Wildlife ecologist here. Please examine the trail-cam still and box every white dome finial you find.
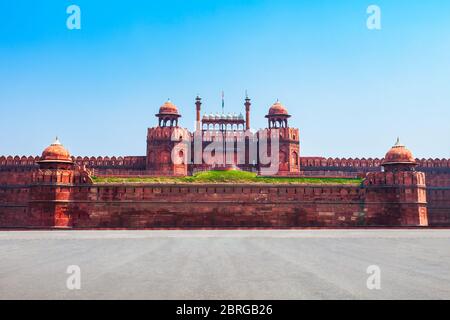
[53,137,61,145]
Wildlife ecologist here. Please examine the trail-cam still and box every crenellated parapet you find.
[147,126,191,141]
[0,156,40,167]
[300,157,383,169]
[4,155,447,170]
[0,155,147,169]
[72,156,146,169]
[416,158,450,168]
[364,170,426,187]
[300,157,450,170]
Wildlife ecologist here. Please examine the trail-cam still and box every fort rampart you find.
[0,180,429,228]
[1,156,449,228]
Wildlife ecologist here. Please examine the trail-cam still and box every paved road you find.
[0,229,449,299]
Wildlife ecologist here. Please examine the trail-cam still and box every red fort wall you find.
[1,155,449,228]
[0,179,432,228]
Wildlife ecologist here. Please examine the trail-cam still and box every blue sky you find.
[0,0,449,158]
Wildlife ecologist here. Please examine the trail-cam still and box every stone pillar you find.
[245,96,251,131]
[195,96,202,131]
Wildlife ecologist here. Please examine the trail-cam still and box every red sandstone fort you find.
[1,97,449,228]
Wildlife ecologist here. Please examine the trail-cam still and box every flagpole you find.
[221,91,225,167]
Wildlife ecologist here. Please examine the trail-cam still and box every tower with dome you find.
[364,138,428,226]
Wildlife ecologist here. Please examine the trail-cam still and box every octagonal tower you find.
[260,101,300,176]
[364,138,428,226]
[146,100,190,176]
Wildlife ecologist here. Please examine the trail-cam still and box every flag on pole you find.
[221,90,225,114]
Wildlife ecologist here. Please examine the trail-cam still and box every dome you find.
[268,100,289,116]
[382,138,416,166]
[158,100,179,115]
[40,138,72,163]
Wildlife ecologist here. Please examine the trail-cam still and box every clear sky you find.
[1,0,449,158]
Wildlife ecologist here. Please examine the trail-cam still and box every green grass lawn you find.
[92,170,363,185]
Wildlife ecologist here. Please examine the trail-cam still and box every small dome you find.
[268,100,289,116]
[40,138,72,163]
[158,100,179,115]
[238,113,244,119]
[203,114,210,120]
[382,138,416,166]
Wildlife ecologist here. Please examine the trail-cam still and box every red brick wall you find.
[64,184,364,228]
[0,168,34,185]
[0,181,431,228]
